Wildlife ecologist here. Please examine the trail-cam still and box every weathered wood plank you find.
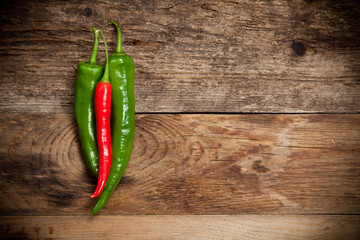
[0,0,359,113]
[0,113,359,215]
[1,215,360,240]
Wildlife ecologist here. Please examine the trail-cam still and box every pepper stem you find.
[94,28,110,83]
[89,28,100,64]
[109,20,122,53]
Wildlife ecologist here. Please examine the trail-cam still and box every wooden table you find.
[1,0,360,239]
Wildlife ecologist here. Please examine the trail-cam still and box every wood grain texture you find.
[1,113,359,215]
[1,215,360,240]
[0,0,359,113]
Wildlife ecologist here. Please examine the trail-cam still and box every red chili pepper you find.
[90,82,112,198]
[90,28,112,198]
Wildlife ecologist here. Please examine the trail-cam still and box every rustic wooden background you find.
[1,0,360,239]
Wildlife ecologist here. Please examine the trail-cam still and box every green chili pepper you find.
[91,21,135,215]
[75,28,104,177]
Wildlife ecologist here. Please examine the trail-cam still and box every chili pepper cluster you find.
[75,21,135,215]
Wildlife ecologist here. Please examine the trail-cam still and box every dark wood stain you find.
[291,42,306,56]
[0,224,31,240]
[252,160,270,173]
